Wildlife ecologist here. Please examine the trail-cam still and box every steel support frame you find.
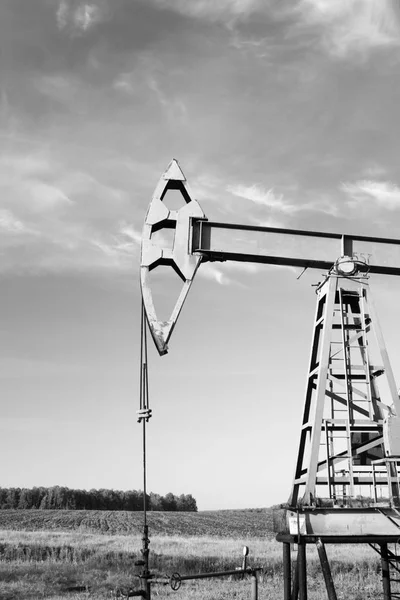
[277,534,400,600]
[288,271,400,507]
[382,543,392,600]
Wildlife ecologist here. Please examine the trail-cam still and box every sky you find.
[2,0,400,511]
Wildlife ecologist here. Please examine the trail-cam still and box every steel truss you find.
[289,270,400,508]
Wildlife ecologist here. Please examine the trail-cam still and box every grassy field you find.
[0,509,393,599]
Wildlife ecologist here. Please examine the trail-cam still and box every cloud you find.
[0,209,30,234]
[35,75,80,108]
[150,0,267,22]
[199,257,298,285]
[56,0,69,28]
[341,179,400,210]
[362,164,388,179]
[227,183,298,213]
[27,181,72,212]
[113,73,137,94]
[147,75,187,120]
[90,235,139,270]
[199,260,267,285]
[89,224,142,270]
[113,55,187,123]
[297,0,400,59]
[199,263,227,285]
[119,225,142,246]
[0,154,73,214]
[0,154,52,177]
[56,1,106,34]
[0,148,142,275]
[228,183,347,218]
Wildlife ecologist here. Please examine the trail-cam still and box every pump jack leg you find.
[283,543,292,600]
[292,554,299,600]
[298,540,307,600]
[315,538,337,600]
[381,543,391,600]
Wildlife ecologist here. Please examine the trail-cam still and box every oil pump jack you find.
[140,159,400,600]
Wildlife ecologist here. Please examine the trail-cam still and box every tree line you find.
[0,487,198,512]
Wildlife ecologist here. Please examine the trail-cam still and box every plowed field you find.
[0,508,274,537]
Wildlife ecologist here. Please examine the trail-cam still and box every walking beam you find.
[192,219,400,276]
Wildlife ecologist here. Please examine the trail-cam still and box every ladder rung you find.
[332,325,365,330]
[348,345,367,348]
[332,375,367,380]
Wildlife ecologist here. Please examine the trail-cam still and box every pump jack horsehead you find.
[141,160,400,513]
[140,160,205,355]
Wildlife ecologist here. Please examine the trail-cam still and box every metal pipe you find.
[140,523,151,600]
[315,538,337,600]
[251,572,258,600]
[298,541,307,600]
[174,567,260,581]
[341,235,353,257]
[283,543,292,600]
[139,305,151,600]
[241,546,248,581]
[381,543,391,600]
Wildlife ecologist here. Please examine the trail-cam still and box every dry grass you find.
[0,510,396,599]
[0,528,391,599]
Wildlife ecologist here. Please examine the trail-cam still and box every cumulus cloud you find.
[297,0,400,59]
[341,179,400,210]
[56,0,106,34]
[56,0,69,28]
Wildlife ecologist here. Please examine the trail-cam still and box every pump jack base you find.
[275,507,400,600]
[275,505,400,541]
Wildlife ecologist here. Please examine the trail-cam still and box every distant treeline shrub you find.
[0,487,197,512]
